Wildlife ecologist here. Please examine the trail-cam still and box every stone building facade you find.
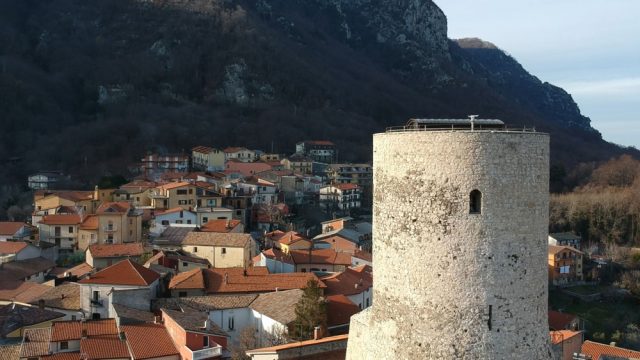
[346,122,553,359]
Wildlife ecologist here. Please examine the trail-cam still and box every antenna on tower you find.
[468,115,479,131]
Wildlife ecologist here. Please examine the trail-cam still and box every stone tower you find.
[346,119,552,360]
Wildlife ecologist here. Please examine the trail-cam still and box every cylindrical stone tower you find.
[346,119,552,360]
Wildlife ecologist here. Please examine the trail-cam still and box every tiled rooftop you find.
[88,243,144,258]
[78,259,159,286]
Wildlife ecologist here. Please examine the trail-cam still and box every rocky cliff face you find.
[0,0,633,185]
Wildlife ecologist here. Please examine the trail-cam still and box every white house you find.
[252,248,295,274]
[78,259,160,319]
[319,183,361,212]
[0,241,41,263]
[223,147,257,162]
[236,178,278,205]
[151,208,198,235]
[196,207,233,226]
[0,222,33,241]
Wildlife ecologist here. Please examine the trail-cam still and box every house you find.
[548,245,584,285]
[195,182,224,209]
[192,146,225,172]
[259,153,281,162]
[33,189,103,215]
[151,207,197,235]
[288,248,352,273]
[162,308,228,360]
[295,141,336,163]
[181,232,254,269]
[252,204,289,232]
[140,153,189,177]
[245,289,304,346]
[281,154,313,174]
[203,267,324,295]
[237,177,278,205]
[78,215,99,250]
[266,231,312,253]
[245,334,349,360]
[38,214,83,256]
[18,328,52,359]
[550,330,583,360]
[112,180,157,207]
[30,282,83,320]
[0,304,64,339]
[0,241,41,263]
[0,222,34,241]
[0,257,56,283]
[144,250,210,273]
[78,260,160,319]
[121,323,181,360]
[154,226,196,250]
[325,163,373,188]
[351,250,372,267]
[56,262,94,281]
[27,172,63,190]
[200,219,244,233]
[319,184,362,213]
[321,265,372,310]
[150,182,197,210]
[197,207,234,226]
[0,279,51,305]
[549,232,582,250]
[169,268,206,298]
[326,294,360,335]
[579,340,640,360]
[223,147,256,162]
[86,243,145,270]
[252,248,296,274]
[548,310,581,331]
[95,201,143,245]
[313,224,372,254]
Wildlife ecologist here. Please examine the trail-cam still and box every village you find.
[0,139,637,360]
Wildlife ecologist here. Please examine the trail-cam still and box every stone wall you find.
[346,130,553,359]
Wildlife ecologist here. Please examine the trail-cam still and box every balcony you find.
[188,345,222,360]
[103,225,117,232]
[90,299,103,307]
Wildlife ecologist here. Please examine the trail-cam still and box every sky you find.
[437,0,640,149]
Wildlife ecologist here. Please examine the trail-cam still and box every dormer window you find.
[470,190,482,214]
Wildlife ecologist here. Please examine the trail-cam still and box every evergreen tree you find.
[291,279,327,340]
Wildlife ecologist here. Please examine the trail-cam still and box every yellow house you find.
[0,304,65,339]
[95,202,143,244]
[112,180,156,207]
[78,215,99,251]
[181,232,254,268]
[34,187,115,215]
[266,231,312,254]
[192,146,225,171]
[150,182,197,210]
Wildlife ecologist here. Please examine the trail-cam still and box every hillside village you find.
[0,140,637,360]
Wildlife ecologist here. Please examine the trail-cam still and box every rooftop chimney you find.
[610,342,617,347]
[224,272,229,284]
[313,326,322,340]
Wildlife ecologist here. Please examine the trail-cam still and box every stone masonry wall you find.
[346,130,553,359]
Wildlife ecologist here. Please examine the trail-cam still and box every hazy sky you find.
[437,0,639,148]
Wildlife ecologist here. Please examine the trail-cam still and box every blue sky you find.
[437,0,640,148]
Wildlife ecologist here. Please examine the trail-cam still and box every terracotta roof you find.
[305,140,335,146]
[154,207,194,217]
[192,145,217,154]
[550,330,582,345]
[42,352,81,360]
[549,245,583,254]
[275,231,310,246]
[111,304,155,325]
[326,294,360,328]
[0,280,51,303]
[122,323,180,359]
[88,243,144,258]
[157,181,190,191]
[161,308,228,337]
[204,267,325,294]
[96,201,131,214]
[51,319,118,341]
[0,257,56,281]
[548,310,577,331]
[80,336,130,359]
[182,232,251,248]
[57,262,93,279]
[223,147,249,153]
[19,327,51,358]
[200,219,242,233]
[0,222,26,236]
[39,214,82,225]
[0,344,21,360]
[156,226,194,245]
[332,183,359,191]
[30,282,81,311]
[79,215,99,230]
[78,259,159,286]
[321,265,372,296]
[0,241,29,254]
[289,248,352,266]
[246,334,348,355]
[169,268,205,290]
[352,250,372,262]
[261,248,295,265]
[249,289,303,325]
[581,340,640,360]
[154,294,258,312]
[0,304,64,337]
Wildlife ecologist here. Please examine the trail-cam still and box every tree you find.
[291,279,327,340]
[230,325,258,360]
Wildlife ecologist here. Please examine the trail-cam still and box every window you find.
[187,220,192,224]
[68,226,74,233]
[93,291,99,301]
[366,298,370,307]
[178,200,188,205]
[221,248,226,254]
[189,189,193,194]
[469,190,482,214]
[183,262,188,267]
[179,292,187,298]
[176,220,183,224]
[228,317,235,330]
[177,189,188,195]
[161,220,169,226]
[71,315,77,321]
[60,341,68,350]
[203,217,209,223]
[193,247,198,253]
[203,336,209,347]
